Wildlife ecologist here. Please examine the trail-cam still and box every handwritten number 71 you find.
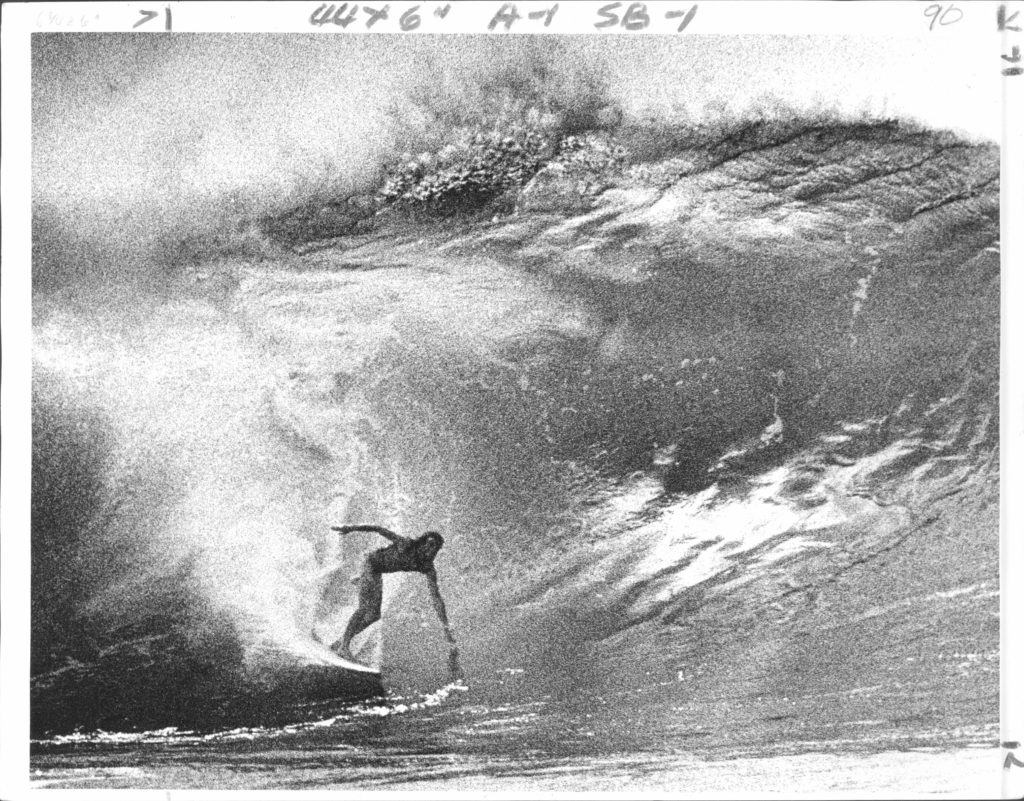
[924,3,963,30]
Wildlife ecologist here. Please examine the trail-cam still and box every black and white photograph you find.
[2,1,1022,795]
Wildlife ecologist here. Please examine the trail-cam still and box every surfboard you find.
[326,651,380,675]
[290,632,381,676]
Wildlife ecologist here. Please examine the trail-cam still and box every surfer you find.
[323,524,462,678]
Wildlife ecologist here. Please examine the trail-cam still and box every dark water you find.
[31,674,1000,791]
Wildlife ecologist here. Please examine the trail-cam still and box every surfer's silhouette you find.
[320,524,462,679]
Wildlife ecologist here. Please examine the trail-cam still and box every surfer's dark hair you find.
[416,531,444,549]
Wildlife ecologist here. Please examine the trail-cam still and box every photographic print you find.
[3,1,1020,796]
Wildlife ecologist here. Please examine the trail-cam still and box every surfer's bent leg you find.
[331,564,383,659]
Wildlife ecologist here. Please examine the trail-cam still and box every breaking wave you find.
[31,35,999,741]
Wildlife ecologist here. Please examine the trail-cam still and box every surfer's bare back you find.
[327,524,461,678]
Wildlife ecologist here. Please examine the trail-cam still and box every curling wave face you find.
[31,118,999,746]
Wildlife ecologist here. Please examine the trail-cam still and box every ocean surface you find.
[31,681,1000,793]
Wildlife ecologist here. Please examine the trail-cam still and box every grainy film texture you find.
[27,22,1004,794]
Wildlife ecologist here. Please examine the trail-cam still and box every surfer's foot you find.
[329,640,357,662]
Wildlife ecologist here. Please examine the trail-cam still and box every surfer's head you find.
[415,531,444,561]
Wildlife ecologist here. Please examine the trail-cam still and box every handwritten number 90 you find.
[924,3,962,30]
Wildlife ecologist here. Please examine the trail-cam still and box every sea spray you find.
[32,300,361,665]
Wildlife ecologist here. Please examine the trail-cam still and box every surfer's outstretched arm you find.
[424,570,455,643]
[425,569,463,680]
[331,524,404,544]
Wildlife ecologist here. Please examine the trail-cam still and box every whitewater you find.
[26,33,1001,795]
